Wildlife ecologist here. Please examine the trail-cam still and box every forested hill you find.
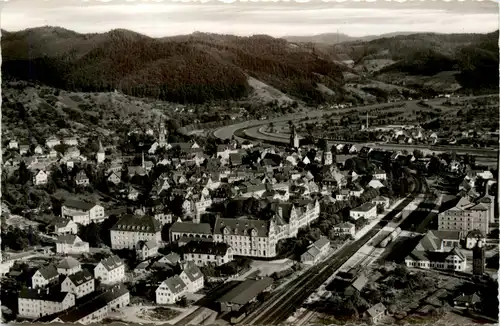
[1,27,346,104]
[2,27,498,105]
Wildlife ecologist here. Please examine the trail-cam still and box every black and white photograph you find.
[0,0,499,325]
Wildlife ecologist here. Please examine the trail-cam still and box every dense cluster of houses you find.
[3,117,497,323]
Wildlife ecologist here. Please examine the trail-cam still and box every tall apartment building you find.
[213,217,278,258]
[110,214,162,250]
[438,197,490,236]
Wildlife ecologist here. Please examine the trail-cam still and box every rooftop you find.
[217,277,273,305]
[111,214,161,233]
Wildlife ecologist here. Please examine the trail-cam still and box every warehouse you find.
[216,277,273,312]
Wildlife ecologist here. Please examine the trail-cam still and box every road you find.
[238,124,498,157]
[238,175,422,325]
[215,95,498,158]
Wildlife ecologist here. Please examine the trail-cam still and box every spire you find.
[97,140,105,154]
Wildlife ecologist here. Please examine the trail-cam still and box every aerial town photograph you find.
[0,0,498,325]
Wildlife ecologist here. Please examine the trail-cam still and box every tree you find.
[78,223,102,247]
[17,161,31,185]
[413,149,423,159]
[317,139,328,152]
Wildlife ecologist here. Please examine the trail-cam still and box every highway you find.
[238,175,422,325]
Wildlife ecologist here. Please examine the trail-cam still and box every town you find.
[1,97,498,325]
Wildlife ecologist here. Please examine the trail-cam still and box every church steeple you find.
[290,124,299,149]
[97,140,105,154]
[96,140,105,163]
[159,118,167,146]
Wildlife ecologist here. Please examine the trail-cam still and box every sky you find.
[1,0,498,37]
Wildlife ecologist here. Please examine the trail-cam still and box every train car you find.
[379,237,391,248]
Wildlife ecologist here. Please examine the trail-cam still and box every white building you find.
[404,230,466,272]
[61,199,106,225]
[372,196,390,209]
[52,285,129,324]
[75,171,90,186]
[213,218,278,258]
[153,212,173,226]
[179,262,204,293]
[170,222,213,242]
[332,222,356,237]
[368,179,385,189]
[51,218,78,235]
[156,275,187,304]
[182,241,233,266]
[33,170,48,185]
[34,145,44,155]
[57,257,82,276]
[8,139,18,149]
[465,230,486,250]
[46,136,61,148]
[300,237,330,265]
[350,203,377,220]
[94,255,126,285]
[438,197,490,236]
[110,214,162,250]
[61,269,95,299]
[32,265,59,289]
[405,247,466,272]
[55,234,89,254]
[18,289,75,319]
[136,239,159,261]
[373,170,387,180]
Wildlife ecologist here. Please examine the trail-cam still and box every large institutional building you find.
[438,197,490,236]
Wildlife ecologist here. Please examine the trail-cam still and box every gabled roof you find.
[216,277,273,305]
[55,286,128,323]
[36,265,58,280]
[57,257,81,269]
[52,218,74,229]
[111,214,161,233]
[55,234,80,244]
[99,255,125,271]
[366,302,386,317]
[313,237,330,250]
[182,241,230,256]
[19,288,71,302]
[170,222,212,234]
[213,217,270,237]
[160,275,187,294]
[66,269,93,286]
[351,202,376,212]
[62,198,97,211]
[349,273,369,292]
[182,262,203,282]
[454,293,481,304]
[303,246,320,258]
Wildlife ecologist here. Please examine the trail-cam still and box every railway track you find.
[240,176,422,325]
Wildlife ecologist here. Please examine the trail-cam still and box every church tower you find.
[96,140,105,164]
[473,243,485,276]
[159,120,167,147]
[290,124,299,149]
[322,150,332,166]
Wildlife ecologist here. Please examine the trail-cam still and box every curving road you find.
[215,95,498,158]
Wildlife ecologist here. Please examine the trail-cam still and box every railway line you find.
[238,175,422,325]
